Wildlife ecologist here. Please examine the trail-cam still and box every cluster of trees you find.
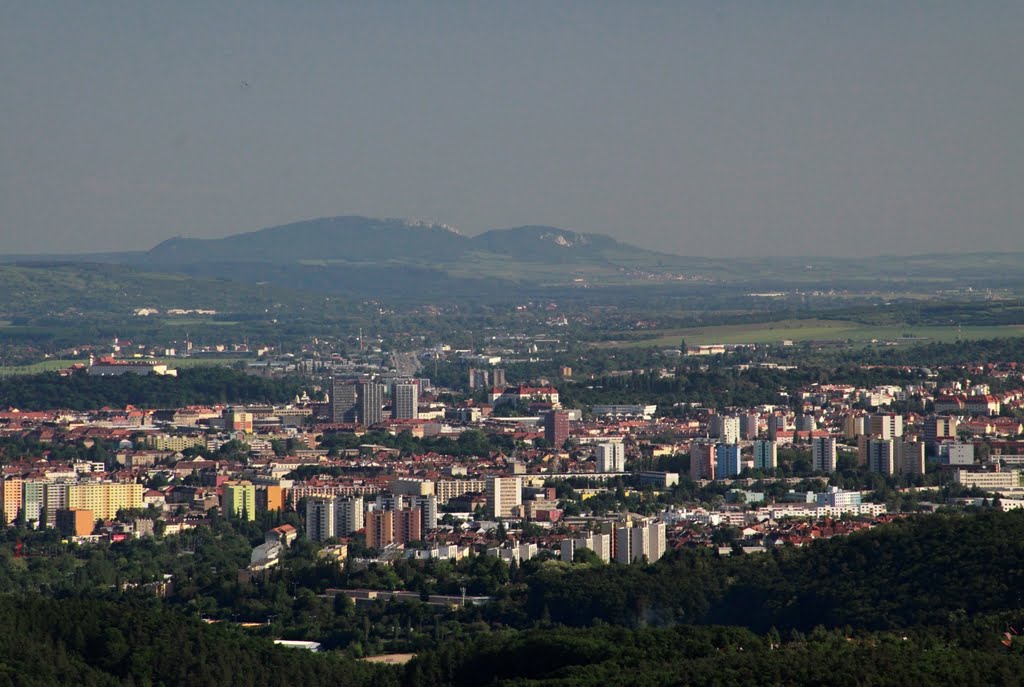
[0,367,308,410]
[316,429,518,459]
[0,435,117,465]
[0,516,493,658]
[405,623,1024,687]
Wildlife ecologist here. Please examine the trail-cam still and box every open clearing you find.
[600,318,1024,348]
[360,653,415,665]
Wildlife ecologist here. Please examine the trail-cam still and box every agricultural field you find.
[170,357,249,368]
[601,318,1024,348]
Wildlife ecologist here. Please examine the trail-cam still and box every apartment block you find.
[690,442,716,481]
[1,478,22,524]
[709,415,740,445]
[336,496,365,536]
[753,440,777,471]
[66,483,143,522]
[434,479,487,504]
[306,497,335,542]
[615,521,666,564]
[56,508,94,537]
[223,482,257,521]
[869,414,904,440]
[393,383,419,420]
[811,437,837,473]
[485,476,522,519]
[596,442,626,472]
[897,440,926,476]
[715,444,742,479]
[867,439,896,475]
[954,470,1021,490]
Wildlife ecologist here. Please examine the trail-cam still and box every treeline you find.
[0,366,307,410]
[772,336,1024,368]
[405,624,1024,687]
[560,364,924,410]
[0,594,397,687]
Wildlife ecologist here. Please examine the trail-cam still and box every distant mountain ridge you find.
[143,216,664,267]
[5,215,1024,300]
[106,214,686,298]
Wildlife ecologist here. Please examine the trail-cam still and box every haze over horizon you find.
[2,3,1022,258]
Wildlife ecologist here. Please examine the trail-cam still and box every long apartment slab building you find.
[2,479,143,526]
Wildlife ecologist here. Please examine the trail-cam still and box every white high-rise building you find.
[563,534,612,564]
[615,521,666,564]
[709,415,740,445]
[596,442,626,472]
[335,496,364,536]
[811,437,837,473]
[629,526,650,563]
[646,522,666,562]
[590,533,612,562]
[393,383,419,420]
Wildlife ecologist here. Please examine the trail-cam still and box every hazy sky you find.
[2,2,1022,257]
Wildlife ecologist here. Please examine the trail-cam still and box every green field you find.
[602,318,1024,348]
[0,359,88,375]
